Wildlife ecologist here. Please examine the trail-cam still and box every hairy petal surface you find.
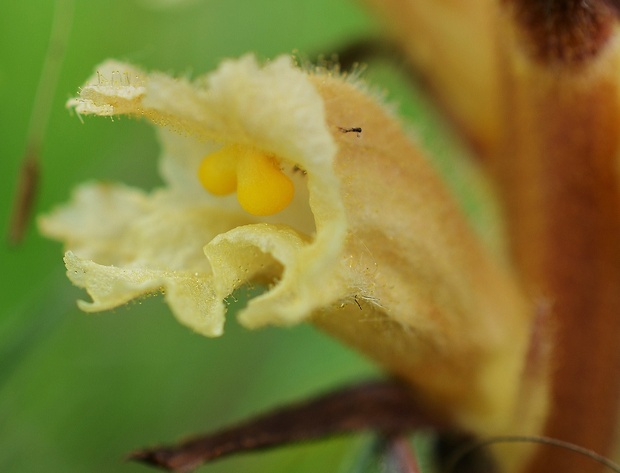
[309,75,546,456]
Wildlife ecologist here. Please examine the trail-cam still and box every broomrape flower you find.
[40,54,548,472]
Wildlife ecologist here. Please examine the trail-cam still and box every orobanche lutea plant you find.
[35,1,620,473]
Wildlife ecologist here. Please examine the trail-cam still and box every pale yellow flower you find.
[43,56,344,337]
[40,54,547,472]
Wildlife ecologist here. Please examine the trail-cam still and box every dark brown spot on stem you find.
[505,0,620,65]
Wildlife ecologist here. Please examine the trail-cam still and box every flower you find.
[42,56,345,337]
[40,54,547,471]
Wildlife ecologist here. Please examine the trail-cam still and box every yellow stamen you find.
[237,148,294,216]
[197,145,295,216]
[197,146,239,196]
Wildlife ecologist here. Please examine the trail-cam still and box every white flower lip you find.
[45,54,347,337]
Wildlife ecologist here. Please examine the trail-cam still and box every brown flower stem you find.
[128,380,449,472]
[8,148,40,245]
[499,2,620,472]
[7,0,74,245]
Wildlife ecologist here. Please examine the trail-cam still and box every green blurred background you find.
[0,1,484,472]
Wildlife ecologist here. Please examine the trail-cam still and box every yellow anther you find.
[237,148,294,216]
[197,145,239,196]
[197,145,295,216]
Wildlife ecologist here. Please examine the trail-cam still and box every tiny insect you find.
[338,126,362,137]
[292,165,307,175]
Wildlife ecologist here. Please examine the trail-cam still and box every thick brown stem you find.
[128,380,447,472]
[499,2,620,472]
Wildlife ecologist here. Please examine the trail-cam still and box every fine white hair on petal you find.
[64,252,225,337]
[67,60,147,116]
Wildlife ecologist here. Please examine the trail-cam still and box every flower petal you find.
[39,182,150,264]
[60,56,350,329]
[41,182,252,336]
[64,251,224,336]
[204,223,334,328]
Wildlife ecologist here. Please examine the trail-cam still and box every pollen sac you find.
[236,148,294,216]
[198,144,294,216]
[197,145,239,196]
